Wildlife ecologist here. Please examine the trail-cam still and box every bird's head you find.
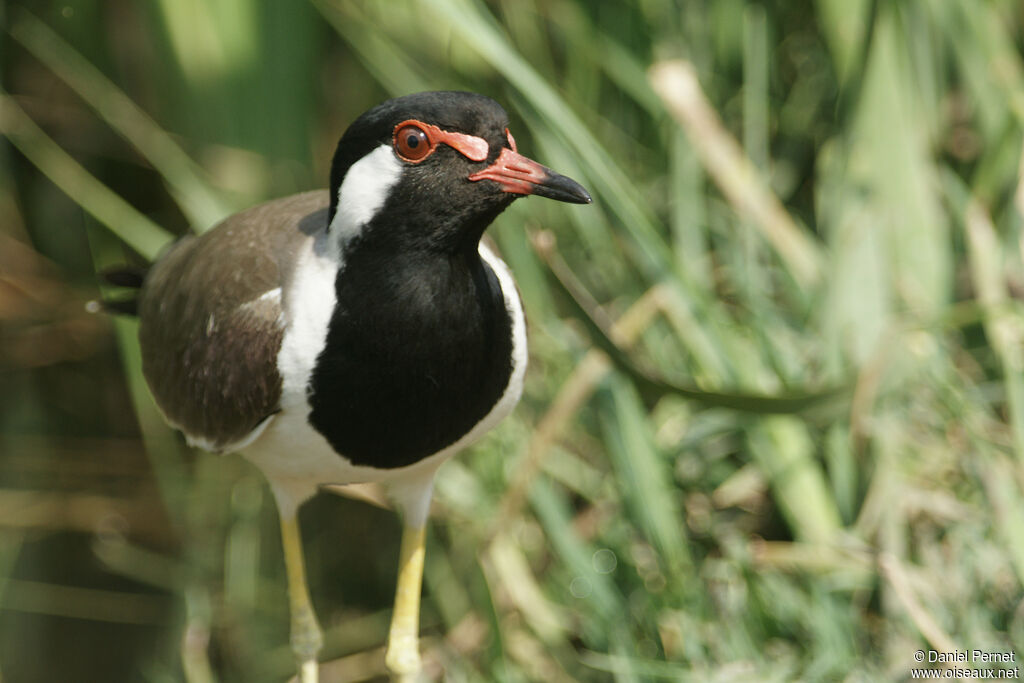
[326,91,591,254]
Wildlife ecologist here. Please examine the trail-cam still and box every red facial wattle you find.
[468,147,549,196]
[468,141,592,205]
[392,119,490,163]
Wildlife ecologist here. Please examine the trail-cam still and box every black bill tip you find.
[468,148,593,204]
[535,171,593,205]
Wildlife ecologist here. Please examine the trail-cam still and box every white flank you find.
[459,242,528,445]
[276,232,339,411]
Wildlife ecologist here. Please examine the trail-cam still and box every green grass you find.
[3,0,1024,681]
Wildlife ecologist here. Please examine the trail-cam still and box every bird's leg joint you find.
[290,602,323,661]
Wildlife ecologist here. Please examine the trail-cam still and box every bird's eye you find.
[394,124,432,162]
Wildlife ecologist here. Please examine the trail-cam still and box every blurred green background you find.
[3,0,1024,681]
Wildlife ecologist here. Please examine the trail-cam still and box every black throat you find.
[307,234,514,469]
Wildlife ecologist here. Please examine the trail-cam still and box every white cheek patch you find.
[331,144,403,249]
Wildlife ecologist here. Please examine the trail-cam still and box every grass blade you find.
[1,94,173,260]
[9,9,236,230]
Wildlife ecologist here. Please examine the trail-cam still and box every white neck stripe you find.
[329,145,402,255]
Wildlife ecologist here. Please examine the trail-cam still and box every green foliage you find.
[3,0,1024,681]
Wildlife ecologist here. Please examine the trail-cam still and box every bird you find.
[119,91,591,682]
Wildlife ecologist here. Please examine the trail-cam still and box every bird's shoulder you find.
[152,190,329,307]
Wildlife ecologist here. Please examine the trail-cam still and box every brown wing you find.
[138,190,329,450]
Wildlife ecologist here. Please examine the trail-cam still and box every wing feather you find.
[138,191,329,451]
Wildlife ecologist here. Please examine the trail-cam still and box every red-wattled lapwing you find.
[119,91,590,682]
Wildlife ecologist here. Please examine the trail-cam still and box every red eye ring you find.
[394,123,432,162]
[392,119,491,164]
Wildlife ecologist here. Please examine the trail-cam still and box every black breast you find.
[307,246,514,469]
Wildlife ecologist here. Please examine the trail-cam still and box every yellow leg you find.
[385,524,427,682]
[280,513,323,683]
